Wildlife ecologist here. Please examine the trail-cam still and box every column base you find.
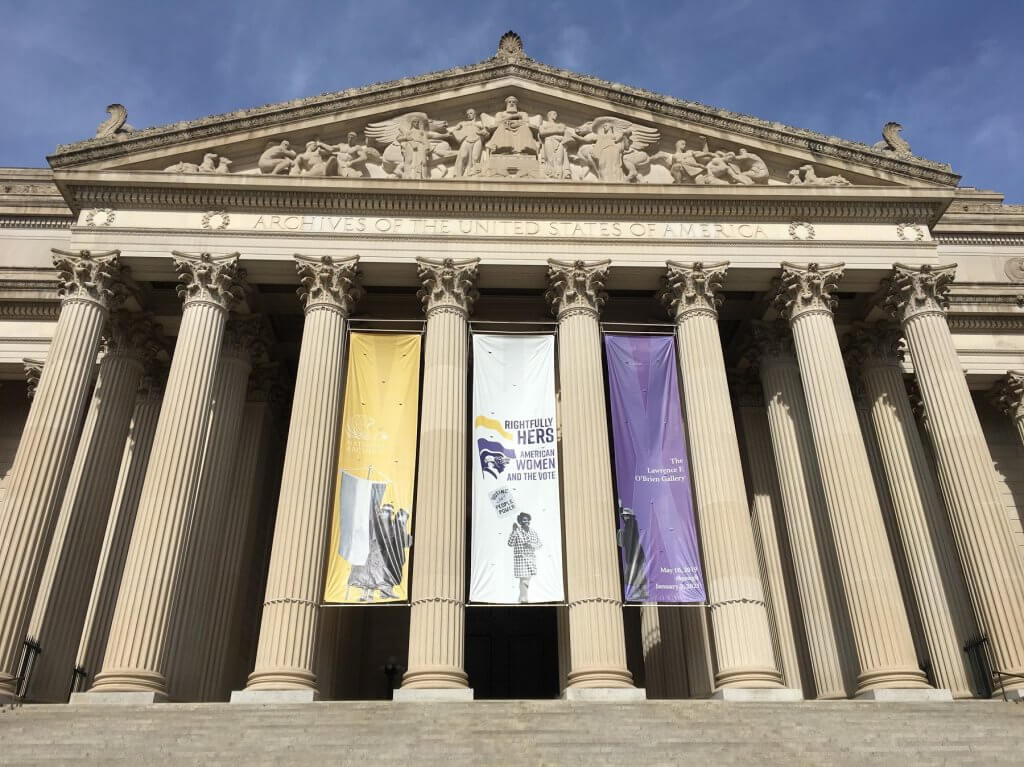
[70,691,167,705]
[712,687,803,702]
[998,688,1024,702]
[230,689,319,704]
[392,687,474,702]
[562,687,647,702]
[855,688,953,702]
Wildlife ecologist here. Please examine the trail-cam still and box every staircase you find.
[1,700,1021,765]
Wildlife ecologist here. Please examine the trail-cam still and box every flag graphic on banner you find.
[470,334,564,604]
[604,334,706,604]
[324,332,422,604]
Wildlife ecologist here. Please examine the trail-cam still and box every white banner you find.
[470,334,564,604]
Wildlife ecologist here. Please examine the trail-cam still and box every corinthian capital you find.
[51,248,128,312]
[172,251,246,311]
[223,315,270,364]
[295,254,362,315]
[842,321,904,370]
[749,320,796,363]
[545,259,609,319]
[772,262,844,322]
[101,311,166,363]
[23,358,43,400]
[882,263,956,324]
[417,256,479,317]
[992,371,1024,421]
[659,261,727,321]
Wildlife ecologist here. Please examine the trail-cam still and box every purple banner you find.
[604,334,706,603]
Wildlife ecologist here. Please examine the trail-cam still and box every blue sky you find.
[2,0,1021,200]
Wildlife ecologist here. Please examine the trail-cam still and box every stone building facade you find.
[0,33,1022,705]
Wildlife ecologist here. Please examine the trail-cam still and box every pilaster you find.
[773,262,929,695]
[883,264,1024,695]
[0,249,128,702]
[401,257,478,693]
[661,261,782,691]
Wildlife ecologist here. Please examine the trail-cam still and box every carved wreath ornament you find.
[84,208,116,227]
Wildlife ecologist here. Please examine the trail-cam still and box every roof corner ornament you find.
[95,104,134,139]
[496,30,526,61]
[872,121,912,158]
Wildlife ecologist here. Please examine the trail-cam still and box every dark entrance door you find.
[465,606,559,699]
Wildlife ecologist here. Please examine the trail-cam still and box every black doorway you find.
[465,607,560,699]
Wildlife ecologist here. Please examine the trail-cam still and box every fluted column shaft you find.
[91,252,245,696]
[641,606,689,698]
[662,261,782,689]
[756,346,851,698]
[735,396,806,693]
[75,383,163,688]
[246,255,360,692]
[167,325,257,701]
[403,256,478,689]
[0,249,125,701]
[26,314,158,702]
[885,265,1024,692]
[851,335,977,697]
[775,263,927,694]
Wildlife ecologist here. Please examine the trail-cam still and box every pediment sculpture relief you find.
[162,93,853,186]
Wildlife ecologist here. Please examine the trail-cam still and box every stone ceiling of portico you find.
[48,32,959,192]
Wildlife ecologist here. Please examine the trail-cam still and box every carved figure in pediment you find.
[485,96,540,156]
[365,112,455,179]
[450,109,490,177]
[788,164,851,187]
[538,111,577,180]
[259,140,297,175]
[731,147,769,184]
[290,140,338,177]
[698,151,750,185]
[164,152,232,174]
[575,117,659,183]
[321,132,378,178]
[653,137,714,184]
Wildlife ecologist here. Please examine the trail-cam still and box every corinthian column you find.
[846,322,978,698]
[750,323,853,699]
[993,372,1024,446]
[545,259,640,700]
[732,373,807,694]
[398,257,478,699]
[26,313,163,702]
[661,262,786,698]
[237,255,360,702]
[74,372,164,691]
[883,264,1024,698]
[0,249,127,702]
[167,316,265,701]
[86,252,246,701]
[773,263,932,699]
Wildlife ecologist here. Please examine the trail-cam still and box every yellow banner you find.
[324,332,422,604]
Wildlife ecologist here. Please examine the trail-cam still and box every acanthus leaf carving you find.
[101,311,166,363]
[223,314,271,365]
[50,248,129,311]
[294,253,362,315]
[881,263,957,324]
[416,256,479,316]
[992,371,1024,421]
[545,258,609,319]
[842,321,905,369]
[772,262,844,322]
[659,260,727,321]
[171,251,246,311]
[23,358,44,400]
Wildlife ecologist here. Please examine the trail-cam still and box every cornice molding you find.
[947,315,1024,332]
[0,215,73,229]
[49,54,957,186]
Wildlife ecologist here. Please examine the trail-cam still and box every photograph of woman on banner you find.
[507,512,542,603]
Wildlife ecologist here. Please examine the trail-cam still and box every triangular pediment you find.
[48,33,958,190]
